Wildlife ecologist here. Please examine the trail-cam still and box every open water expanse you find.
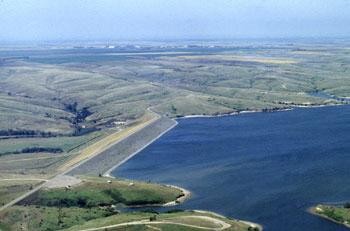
[113,105,350,231]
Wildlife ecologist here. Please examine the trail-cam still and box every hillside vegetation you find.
[0,43,349,159]
[19,176,183,208]
[311,204,350,228]
[1,44,348,137]
[0,176,185,231]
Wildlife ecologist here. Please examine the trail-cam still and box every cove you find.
[113,105,350,231]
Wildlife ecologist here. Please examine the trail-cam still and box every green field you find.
[0,131,108,175]
[0,177,258,231]
[64,210,258,231]
[0,205,113,231]
[0,208,258,231]
[0,176,183,231]
[0,180,44,206]
[0,131,105,155]
[20,176,183,208]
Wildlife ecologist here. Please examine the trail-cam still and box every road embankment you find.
[68,116,177,176]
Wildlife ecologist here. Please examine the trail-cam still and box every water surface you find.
[113,105,350,231]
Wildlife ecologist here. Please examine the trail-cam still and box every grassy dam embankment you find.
[67,116,177,176]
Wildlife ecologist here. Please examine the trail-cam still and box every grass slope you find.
[19,176,183,208]
[0,177,191,231]
[63,210,257,231]
[0,205,112,231]
[0,180,44,206]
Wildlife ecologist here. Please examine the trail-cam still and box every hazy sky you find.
[1,0,350,41]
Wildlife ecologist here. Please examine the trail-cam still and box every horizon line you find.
[1,36,350,45]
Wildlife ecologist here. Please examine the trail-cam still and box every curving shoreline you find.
[101,112,266,230]
[308,205,350,229]
[162,184,191,206]
[104,103,346,179]
[104,171,191,208]
[103,105,342,179]
[98,104,348,230]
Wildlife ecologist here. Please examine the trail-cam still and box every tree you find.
[149,215,157,221]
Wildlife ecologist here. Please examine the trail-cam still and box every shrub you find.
[344,202,350,209]
[102,189,125,204]
[149,215,157,221]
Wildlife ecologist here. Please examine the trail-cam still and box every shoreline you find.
[176,108,292,119]
[239,220,264,230]
[100,104,344,181]
[163,184,191,206]
[193,210,263,230]
[104,174,191,208]
[176,103,346,120]
[102,103,348,206]
[98,103,346,230]
[101,116,191,208]
[308,206,350,229]
[103,118,178,177]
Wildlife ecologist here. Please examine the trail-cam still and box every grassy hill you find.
[0,43,349,162]
[1,44,348,137]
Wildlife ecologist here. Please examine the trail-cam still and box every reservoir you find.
[113,105,350,231]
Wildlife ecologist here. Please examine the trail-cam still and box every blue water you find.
[113,105,350,231]
[0,47,241,64]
